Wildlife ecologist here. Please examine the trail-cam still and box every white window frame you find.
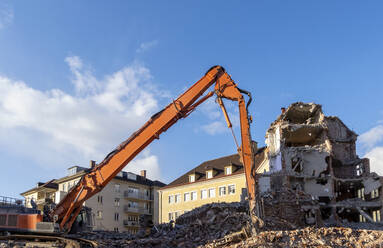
[208,188,216,198]
[225,166,232,175]
[96,210,103,219]
[206,170,213,179]
[175,194,181,203]
[189,174,195,182]
[219,186,226,196]
[191,191,197,201]
[114,198,120,207]
[168,195,175,204]
[228,184,236,195]
[184,192,190,202]
[201,189,208,199]
[115,184,120,193]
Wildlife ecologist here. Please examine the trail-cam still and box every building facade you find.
[158,154,252,223]
[21,164,165,233]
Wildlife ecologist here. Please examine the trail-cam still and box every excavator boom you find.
[51,66,256,232]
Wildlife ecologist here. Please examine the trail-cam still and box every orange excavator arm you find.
[51,65,257,232]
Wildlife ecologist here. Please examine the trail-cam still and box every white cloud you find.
[0,56,164,180]
[365,147,383,176]
[359,124,383,176]
[0,4,13,29]
[65,56,100,94]
[359,125,383,149]
[126,150,161,180]
[136,40,158,53]
[197,96,240,136]
[201,121,228,135]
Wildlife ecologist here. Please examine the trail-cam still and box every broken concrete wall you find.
[258,102,383,226]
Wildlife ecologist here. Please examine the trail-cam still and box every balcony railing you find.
[123,206,151,215]
[124,191,153,200]
[123,220,139,227]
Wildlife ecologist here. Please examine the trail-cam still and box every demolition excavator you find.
[0,66,258,233]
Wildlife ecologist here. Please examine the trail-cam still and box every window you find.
[128,187,139,194]
[128,201,138,208]
[127,172,137,180]
[191,191,197,201]
[201,189,208,199]
[357,188,365,200]
[114,227,119,232]
[98,195,103,204]
[168,212,174,221]
[189,174,195,183]
[175,194,181,203]
[228,184,236,195]
[114,198,120,207]
[219,186,226,196]
[96,210,103,219]
[62,184,66,192]
[114,184,120,193]
[208,188,216,198]
[128,215,138,221]
[184,192,190,202]
[168,195,174,204]
[356,164,363,176]
[374,210,381,222]
[206,170,213,179]
[371,189,379,199]
[225,166,232,175]
[114,213,119,221]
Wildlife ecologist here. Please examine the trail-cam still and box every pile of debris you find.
[68,201,383,247]
[261,187,320,230]
[68,202,250,247]
[207,226,383,248]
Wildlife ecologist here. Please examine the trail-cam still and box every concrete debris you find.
[206,226,383,248]
[66,201,383,247]
[68,202,250,247]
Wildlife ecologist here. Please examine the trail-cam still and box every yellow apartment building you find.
[158,148,266,223]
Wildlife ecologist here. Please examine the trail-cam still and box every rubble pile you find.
[206,226,383,248]
[66,200,383,247]
[261,187,319,230]
[68,202,250,247]
[128,202,250,248]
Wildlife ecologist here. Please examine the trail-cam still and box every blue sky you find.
[0,1,382,198]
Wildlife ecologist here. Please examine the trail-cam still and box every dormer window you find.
[225,166,232,175]
[206,170,213,179]
[189,174,195,183]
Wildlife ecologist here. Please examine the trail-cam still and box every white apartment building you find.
[21,163,165,233]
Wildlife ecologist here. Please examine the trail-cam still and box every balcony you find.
[123,220,139,227]
[124,191,153,201]
[123,206,152,215]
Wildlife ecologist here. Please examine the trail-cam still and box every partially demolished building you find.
[256,102,382,226]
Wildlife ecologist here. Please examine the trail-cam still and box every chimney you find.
[281,107,286,114]
[140,170,147,178]
[90,160,96,168]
